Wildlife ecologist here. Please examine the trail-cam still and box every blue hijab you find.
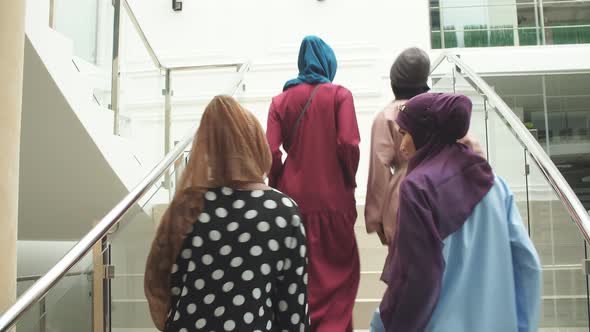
[283,36,337,91]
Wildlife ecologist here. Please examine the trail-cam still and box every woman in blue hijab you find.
[283,36,337,90]
[267,36,361,331]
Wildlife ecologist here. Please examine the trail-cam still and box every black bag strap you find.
[289,84,322,146]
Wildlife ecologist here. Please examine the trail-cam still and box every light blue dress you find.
[371,177,542,332]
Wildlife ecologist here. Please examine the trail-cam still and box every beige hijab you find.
[144,95,272,330]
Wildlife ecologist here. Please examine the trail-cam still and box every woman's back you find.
[268,83,359,213]
[427,176,541,331]
[164,187,309,331]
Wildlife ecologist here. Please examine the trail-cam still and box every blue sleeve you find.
[507,191,542,332]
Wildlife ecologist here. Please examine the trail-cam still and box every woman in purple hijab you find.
[374,93,542,332]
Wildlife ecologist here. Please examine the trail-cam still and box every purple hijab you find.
[379,93,494,331]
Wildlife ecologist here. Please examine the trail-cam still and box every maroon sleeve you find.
[266,100,284,188]
[335,88,361,188]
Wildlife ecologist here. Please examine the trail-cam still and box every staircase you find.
[6,0,590,329]
[19,0,149,241]
[108,202,590,331]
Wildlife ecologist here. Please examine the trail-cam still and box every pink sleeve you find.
[365,111,396,234]
[266,100,284,188]
[458,133,485,158]
[336,88,361,188]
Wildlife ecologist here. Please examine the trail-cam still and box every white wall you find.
[115,1,590,204]
[113,0,431,202]
[125,0,431,67]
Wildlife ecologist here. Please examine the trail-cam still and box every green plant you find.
[432,32,442,49]
[490,25,515,46]
[549,25,590,45]
[443,25,458,48]
[518,28,539,46]
[464,25,489,47]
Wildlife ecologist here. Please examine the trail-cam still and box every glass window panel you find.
[53,0,99,63]
[485,75,543,95]
[546,74,590,96]
[444,29,459,47]
[545,26,590,44]
[440,6,493,32]
[542,1,590,27]
[440,4,535,31]
[431,7,441,31]
[490,27,516,46]
[433,3,544,48]
[431,31,443,49]
[547,98,590,144]
[464,25,490,47]
[517,4,538,28]
[543,1,590,43]
[519,27,542,45]
[545,74,590,151]
[438,0,536,7]
[484,75,547,142]
[528,156,590,328]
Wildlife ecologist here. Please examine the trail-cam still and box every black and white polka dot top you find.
[165,187,309,332]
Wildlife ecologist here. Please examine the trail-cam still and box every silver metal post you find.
[164,70,172,156]
[164,69,173,190]
[532,0,541,45]
[40,298,46,332]
[539,0,547,44]
[49,0,56,29]
[484,97,490,160]
[111,0,122,135]
[102,239,112,332]
[453,66,457,93]
[541,75,551,154]
[439,6,446,49]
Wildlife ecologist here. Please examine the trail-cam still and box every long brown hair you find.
[144,95,272,330]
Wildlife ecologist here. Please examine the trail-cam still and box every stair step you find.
[359,272,386,299]
[111,293,590,329]
[359,247,388,272]
[353,299,379,330]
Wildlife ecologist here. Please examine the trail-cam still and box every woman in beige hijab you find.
[145,96,309,331]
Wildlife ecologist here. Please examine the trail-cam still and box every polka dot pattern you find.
[215,306,225,317]
[165,187,308,331]
[232,200,245,209]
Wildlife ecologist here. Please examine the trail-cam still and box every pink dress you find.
[267,83,360,331]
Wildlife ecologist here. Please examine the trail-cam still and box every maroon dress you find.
[266,83,360,331]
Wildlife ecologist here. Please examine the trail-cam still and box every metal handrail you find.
[165,63,246,72]
[0,63,250,332]
[431,52,590,244]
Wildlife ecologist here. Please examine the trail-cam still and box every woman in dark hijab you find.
[374,93,542,332]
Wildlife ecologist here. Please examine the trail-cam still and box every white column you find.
[0,0,26,322]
